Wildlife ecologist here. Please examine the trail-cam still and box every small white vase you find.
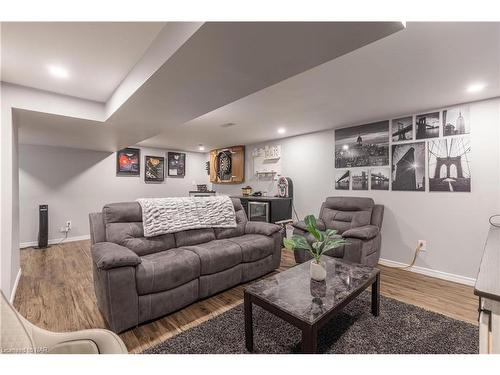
[310,260,327,282]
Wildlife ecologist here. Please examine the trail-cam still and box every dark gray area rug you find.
[144,292,478,354]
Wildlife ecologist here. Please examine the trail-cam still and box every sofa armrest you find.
[91,242,141,270]
[342,225,379,240]
[292,218,326,232]
[245,221,282,236]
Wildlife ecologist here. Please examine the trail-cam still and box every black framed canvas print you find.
[168,152,186,177]
[443,105,470,136]
[428,137,471,192]
[116,148,140,176]
[391,116,413,142]
[145,156,165,182]
[391,142,425,191]
[370,168,390,190]
[416,112,440,139]
[334,170,350,190]
[334,120,389,168]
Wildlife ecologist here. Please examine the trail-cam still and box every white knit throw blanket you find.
[137,196,237,237]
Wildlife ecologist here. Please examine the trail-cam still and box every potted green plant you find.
[284,215,348,281]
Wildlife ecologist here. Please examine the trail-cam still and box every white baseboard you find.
[20,234,91,249]
[378,258,476,286]
[10,268,22,304]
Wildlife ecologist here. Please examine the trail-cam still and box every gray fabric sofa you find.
[88,198,282,333]
[292,197,384,267]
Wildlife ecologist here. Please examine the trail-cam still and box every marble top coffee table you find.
[244,257,380,353]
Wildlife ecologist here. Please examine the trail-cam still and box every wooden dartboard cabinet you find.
[209,145,245,184]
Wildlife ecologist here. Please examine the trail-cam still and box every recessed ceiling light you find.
[47,64,69,79]
[467,83,486,93]
[277,128,286,134]
[198,144,205,151]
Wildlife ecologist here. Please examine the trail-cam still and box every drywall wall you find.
[18,145,209,244]
[216,97,500,280]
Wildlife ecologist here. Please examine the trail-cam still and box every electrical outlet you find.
[418,240,427,251]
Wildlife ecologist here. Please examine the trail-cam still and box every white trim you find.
[10,268,22,304]
[378,258,476,286]
[19,234,91,249]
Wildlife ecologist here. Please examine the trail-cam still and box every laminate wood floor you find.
[13,240,478,353]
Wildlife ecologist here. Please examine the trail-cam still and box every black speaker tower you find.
[37,204,49,249]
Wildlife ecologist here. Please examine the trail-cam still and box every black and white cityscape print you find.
[443,106,470,136]
[391,142,425,191]
[334,170,350,190]
[415,112,440,139]
[370,168,390,190]
[391,116,413,143]
[352,169,369,190]
[335,121,389,168]
[428,137,471,192]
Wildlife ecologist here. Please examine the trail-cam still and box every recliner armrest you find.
[245,221,282,236]
[292,218,326,232]
[342,225,379,240]
[91,242,141,270]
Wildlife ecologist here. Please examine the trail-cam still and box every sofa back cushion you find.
[319,197,374,234]
[175,228,216,247]
[103,202,176,257]
[214,198,247,239]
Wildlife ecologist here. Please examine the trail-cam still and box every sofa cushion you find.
[182,239,242,275]
[174,228,216,247]
[136,248,200,295]
[227,234,274,263]
[103,202,142,223]
[105,222,176,257]
[215,209,247,239]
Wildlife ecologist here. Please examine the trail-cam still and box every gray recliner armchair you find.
[292,197,384,267]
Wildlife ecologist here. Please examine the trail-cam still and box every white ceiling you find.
[14,22,404,151]
[139,22,500,151]
[1,22,165,101]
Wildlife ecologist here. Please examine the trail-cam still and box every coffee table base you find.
[245,273,380,354]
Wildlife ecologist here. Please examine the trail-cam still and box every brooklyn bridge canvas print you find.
[352,169,369,190]
[428,137,471,192]
[335,170,350,190]
[370,168,390,190]
[416,112,440,139]
[334,121,389,168]
[391,116,413,142]
[391,142,425,191]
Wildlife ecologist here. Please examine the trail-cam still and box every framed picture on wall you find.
[334,120,389,168]
[145,156,165,182]
[352,169,369,190]
[415,112,440,139]
[116,148,140,176]
[334,170,350,190]
[370,168,390,190]
[391,116,413,143]
[391,142,425,191]
[443,105,470,136]
[168,152,186,177]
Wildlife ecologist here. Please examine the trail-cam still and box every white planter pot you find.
[310,260,327,282]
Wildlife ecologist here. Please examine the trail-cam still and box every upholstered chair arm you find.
[245,221,282,236]
[292,218,326,232]
[25,319,128,354]
[342,225,380,240]
[91,242,141,270]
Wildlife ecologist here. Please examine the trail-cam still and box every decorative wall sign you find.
[443,106,470,136]
[335,121,389,168]
[428,137,471,192]
[391,116,413,143]
[391,142,425,191]
[116,148,140,176]
[370,168,390,190]
[168,152,186,177]
[145,156,165,182]
[334,170,350,190]
[416,112,440,139]
[352,169,369,190]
